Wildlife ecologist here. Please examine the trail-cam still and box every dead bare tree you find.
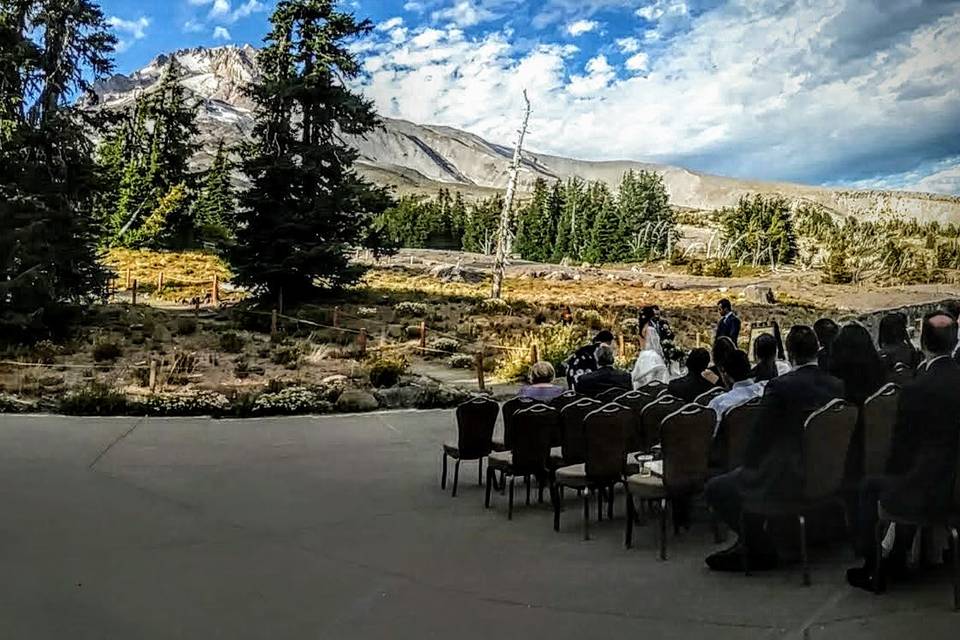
[491,90,531,300]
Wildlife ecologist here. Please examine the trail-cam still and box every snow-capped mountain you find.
[90,45,960,223]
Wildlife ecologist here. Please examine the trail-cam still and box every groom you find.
[715,298,741,344]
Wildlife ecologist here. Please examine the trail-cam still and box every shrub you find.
[0,393,37,413]
[92,340,123,362]
[31,340,61,364]
[394,301,430,317]
[494,324,586,381]
[474,298,511,315]
[252,386,332,416]
[218,331,246,353]
[686,259,704,276]
[271,344,301,366]
[823,250,853,284]
[368,354,408,388]
[717,194,796,266]
[60,383,131,416]
[573,308,604,330]
[140,391,231,417]
[429,337,460,354]
[704,258,733,278]
[448,353,475,369]
[176,317,198,336]
[356,306,379,318]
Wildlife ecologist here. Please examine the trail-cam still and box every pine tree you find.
[513,178,553,261]
[230,0,393,301]
[554,178,588,261]
[585,186,628,263]
[462,194,503,254]
[194,140,236,243]
[618,170,675,260]
[0,0,115,338]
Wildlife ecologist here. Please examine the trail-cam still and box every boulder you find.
[543,271,572,281]
[318,374,349,402]
[335,389,380,413]
[429,264,485,284]
[743,284,776,304]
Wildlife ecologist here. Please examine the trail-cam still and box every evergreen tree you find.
[230,0,393,300]
[618,170,675,260]
[554,177,588,261]
[193,140,236,243]
[146,59,199,193]
[513,178,555,262]
[719,194,796,266]
[585,186,629,263]
[0,0,114,338]
[462,194,503,254]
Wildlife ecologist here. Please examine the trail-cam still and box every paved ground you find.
[1,411,957,639]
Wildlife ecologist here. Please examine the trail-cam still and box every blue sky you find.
[100,1,960,195]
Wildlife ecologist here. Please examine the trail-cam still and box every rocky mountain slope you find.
[91,45,960,223]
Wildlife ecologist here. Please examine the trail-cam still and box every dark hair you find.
[829,323,885,405]
[718,298,732,312]
[721,349,752,382]
[786,325,820,364]
[943,300,960,320]
[712,336,737,369]
[686,348,710,375]
[753,333,778,361]
[595,343,616,366]
[813,318,840,350]
[921,311,958,356]
[878,312,910,348]
[593,330,614,344]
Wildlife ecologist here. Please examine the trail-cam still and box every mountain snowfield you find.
[91,45,960,223]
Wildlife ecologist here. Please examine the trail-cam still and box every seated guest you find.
[814,318,839,370]
[750,333,790,382]
[708,350,766,435]
[518,361,565,402]
[703,336,737,388]
[947,300,960,359]
[704,325,845,571]
[576,344,632,398]
[668,348,716,402]
[563,330,614,389]
[847,311,960,592]
[877,312,922,371]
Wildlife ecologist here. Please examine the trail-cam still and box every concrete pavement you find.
[1,411,956,639]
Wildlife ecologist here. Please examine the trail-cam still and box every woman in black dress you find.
[877,312,922,371]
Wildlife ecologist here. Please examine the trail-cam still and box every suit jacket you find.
[883,356,960,516]
[739,364,845,501]
[575,366,632,398]
[715,313,741,343]
[881,343,922,370]
[667,372,716,403]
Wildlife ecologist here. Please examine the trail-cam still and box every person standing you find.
[563,330,615,390]
[715,299,741,344]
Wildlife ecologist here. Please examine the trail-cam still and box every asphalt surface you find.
[1,411,957,639]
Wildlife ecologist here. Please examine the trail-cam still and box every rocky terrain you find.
[92,45,960,223]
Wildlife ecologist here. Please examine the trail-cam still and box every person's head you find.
[921,311,958,357]
[720,350,752,385]
[718,298,732,316]
[753,333,778,363]
[593,330,614,346]
[712,336,737,369]
[829,323,881,375]
[813,318,840,351]
[943,300,960,321]
[785,325,820,365]
[686,348,711,375]
[529,361,556,384]
[878,312,910,348]
[595,344,616,367]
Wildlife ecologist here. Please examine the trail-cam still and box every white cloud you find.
[189,0,265,24]
[212,26,231,41]
[565,19,599,37]
[210,0,231,18]
[404,1,426,11]
[183,19,204,34]
[107,16,150,52]
[908,164,960,195]
[432,1,498,27]
[624,52,649,72]
[378,17,405,32]
[615,37,641,53]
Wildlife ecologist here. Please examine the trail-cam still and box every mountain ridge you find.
[90,45,960,223]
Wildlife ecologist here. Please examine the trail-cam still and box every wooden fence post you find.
[618,334,625,356]
[149,359,157,392]
[278,288,284,315]
[380,325,387,347]
[530,343,540,364]
[157,271,164,292]
[358,327,368,358]
[194,299,201,317]
[475,350,486,391]
[211,274,220,307]
[333,306,340,328]
[271,309,278,338]
[131,279,138,305]
[419,321,427,354]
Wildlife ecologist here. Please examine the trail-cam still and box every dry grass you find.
[103,248,240,303]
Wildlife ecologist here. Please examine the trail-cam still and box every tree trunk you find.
[491,91,531,300]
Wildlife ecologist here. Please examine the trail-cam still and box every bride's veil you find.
[644,322,665,359]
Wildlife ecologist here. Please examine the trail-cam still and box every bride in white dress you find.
[631,316,670,389]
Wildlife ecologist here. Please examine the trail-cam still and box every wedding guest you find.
[518,361,565,402]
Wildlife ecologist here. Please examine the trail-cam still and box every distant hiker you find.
[563,330,615,390]
[715,298,741,344]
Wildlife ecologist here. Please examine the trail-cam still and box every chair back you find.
[511,404,556,475]
[694,387,724,406]
[862,383,899,476]
[637,380,668,397]
[613,390,655,451]
[639,394,685,451]
[550,389,582,412]
[596,386,630,403]
[889,363,913,387]
[501,396,537,450]
[583,403,630,479]
[720,398,762,470]
[953,429,960,511]
[559,397,602,465]
[455,396,500,458]
[660,404,715,494]
[801,399,858,501]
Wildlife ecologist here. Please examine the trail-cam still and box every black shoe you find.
[706,543,778,572]
[846,565,884,593]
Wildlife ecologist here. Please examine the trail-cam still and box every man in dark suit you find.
[704,325,845,571]
[715,299,741,344]
[667,348,715,402]
[847,311,960,591]
[575,344,632,398]
[813,318,839,370]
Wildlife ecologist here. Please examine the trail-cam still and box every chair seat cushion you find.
[443,442,459,457]
[556,463,588,487]
[487,450,512,469]
[549,446,565,467]
[627,472,666,498]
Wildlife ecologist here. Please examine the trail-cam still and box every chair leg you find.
[553,481,562,532]
[452,459,461,497]
[441,452,447,490]
[508,476,515,520]
[625,491,634,548]
[500,470,506,495]
[538,478,545,504]
[607,485,614,519]
[740,510,750,576]
[659,498,669,561]
[583,490,591,540]
[799,514,810,586]
[949,527,959,611]
[525,475,531,506]
[484,466,494,508]
[597,488,604,522]
[478,458,483,487]
[873,519,886,594]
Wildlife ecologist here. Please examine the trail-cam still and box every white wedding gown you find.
[631,325,670,389]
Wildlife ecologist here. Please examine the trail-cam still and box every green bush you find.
[717,194,796,267]
[31,340,61,364]
[60,383,132,416]
[394,301,430,317]
[368,354,408,388]
[822,250,853,284]
[686,259,704,276]
[270,344,301,367]
[495,324,586,381]
[573,308,604,330]
[429,337,460,354]
[704,258,733,278]
[140,391,231,417]
[448,353,475,369]
[252,386,332,416]
[176,317,198,336]
[92,340,123,362]
[218,331,246,353]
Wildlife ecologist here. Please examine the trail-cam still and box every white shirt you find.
[708,379,767,436]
